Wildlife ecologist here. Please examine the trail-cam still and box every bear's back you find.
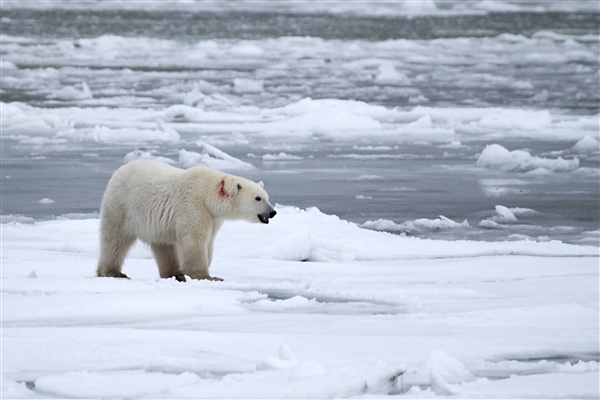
[104,159,184,211]
[122,159,183,179]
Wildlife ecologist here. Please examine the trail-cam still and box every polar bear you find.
[97,159,276,281]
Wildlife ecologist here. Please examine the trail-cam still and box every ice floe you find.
[477,144,580,172]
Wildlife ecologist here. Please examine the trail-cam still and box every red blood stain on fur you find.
[218,178,228,198]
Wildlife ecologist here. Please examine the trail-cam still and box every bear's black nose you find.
[269,210,277,218]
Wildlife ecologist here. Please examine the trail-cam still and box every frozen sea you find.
[1,1,599,399]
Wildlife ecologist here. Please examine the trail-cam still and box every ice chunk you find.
[474,0,533,12]
[160,104,203,122]
[0,60,17,70]
[479,220,499,229]
[277,98,393,122]
[476,110,552,131]
[261,152,303,161]
[73,125,180,143]
[155,118,179,138]
[179,143,255,170]
[233,78,264,94]
[37,198,55,204]
[531,90,549,102]
[477,144,579,172]
[183,82,205,107]
[352,175,384,181]
[123,150,176,165]
[479,205,524,227]
[229,43,265,57]
[571,135,600,154]
[256,344,300,371]
[160,104,252,123]
[0,215,36,224]
[392,114,454,137]
[282,109,382,133]
[401,0,438,13]
[1,102,72,132]
[493,205,519,223]
[554,115,599,132]
[0,376,34,398]
[52,82,93,101]
[510,207,540,217]
[375,62,410,84]
[430,370,460,395]
[406,115,433,128]
[362,215,470,234]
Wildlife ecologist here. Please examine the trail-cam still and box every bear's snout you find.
[258,208,276,224]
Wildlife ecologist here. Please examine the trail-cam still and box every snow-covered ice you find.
[2,206,599,399]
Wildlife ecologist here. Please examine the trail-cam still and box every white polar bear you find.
[97,159,276,281]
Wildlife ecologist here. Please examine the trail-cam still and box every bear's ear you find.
[257,181,264,188]
[220,177,241,198]
[228,180,241,196]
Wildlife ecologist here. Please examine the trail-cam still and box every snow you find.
[2,207,598,398]
[35,371,198,399]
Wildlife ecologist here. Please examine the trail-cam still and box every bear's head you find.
[218,176,276,224]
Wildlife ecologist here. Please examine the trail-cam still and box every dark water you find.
[2,9,599,112]
[1,7,599,245]
[2,9,598,41]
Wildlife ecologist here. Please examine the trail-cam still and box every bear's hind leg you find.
[97,230,135,279]
[151,244,184,281]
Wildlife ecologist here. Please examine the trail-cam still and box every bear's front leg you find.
[177,230,223,281]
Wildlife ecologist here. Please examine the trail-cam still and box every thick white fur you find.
[97,159,275,281]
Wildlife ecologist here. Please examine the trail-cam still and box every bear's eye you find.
[255,196,262,201]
